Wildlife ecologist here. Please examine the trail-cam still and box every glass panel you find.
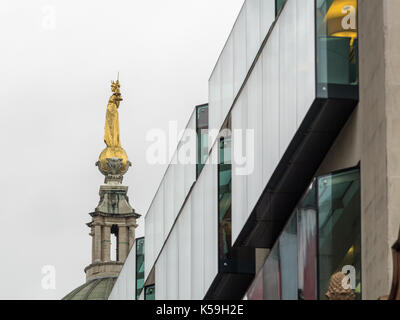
[246,0,261,69]
[144,284,155,300]
[263,244,281,300]
[279,214,298,300]
[276,0,286,15]
[135,238,145,299]
[318,168,361,300]
[218,136,232,271]
[297,181,318,300]
[247,268,264,300]
[316,0,358,98]
[196,105,209,177]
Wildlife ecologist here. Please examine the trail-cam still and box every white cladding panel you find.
[164,164,175,236]
[184,114,197,194]
[144,207,154,280]
[209,62,222,140]
[153,146,219,300]
[233,7,247,94]
[246,61,263,214]
[153,185,164,265]
[208,0,275,151]
[166,228,179,300]
[221,36,234,121]
[246,0,261,68]
[109,241,136,300]
[155,247,167,300]
[262,23,280,184]
[296,0,316,125]
[261,0,276,38]
[190,170,204,299]
[203,148,219,292]
[232,89,249,242]
[178,202,191,299]
[279,0,297,157]
[232,0,316,244]
[144,111,197,280]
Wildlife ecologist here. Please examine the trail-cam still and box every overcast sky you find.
[0,0,244,299]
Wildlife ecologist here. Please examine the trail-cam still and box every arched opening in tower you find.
[111,224,119,261]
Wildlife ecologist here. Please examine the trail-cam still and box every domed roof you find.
[62,277,117,300]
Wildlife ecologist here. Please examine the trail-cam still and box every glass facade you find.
[144,284,155,300]
[246,167,361,300]
[218,136,232,271]
[297,182,318,300]
[135,237,145,299]
[196,104,209,177]
[218,134,254,275]
[316,0,358,98]
[318,169,361,299]
[276,0,286,15]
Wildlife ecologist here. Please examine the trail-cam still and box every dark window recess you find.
[135,237,145,299]
[144,284,155,300]
[218,136,254,274]
[316,0,358,99]
[317,169,361,299]
[196,104,209,177]
[276,0,287,16]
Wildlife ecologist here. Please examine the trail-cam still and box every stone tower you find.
[84,158,140,282]
[63,78,139,300]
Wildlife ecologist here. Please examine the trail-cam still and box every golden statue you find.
[98,74,129,173]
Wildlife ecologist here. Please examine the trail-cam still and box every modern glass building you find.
[110,0,400,300]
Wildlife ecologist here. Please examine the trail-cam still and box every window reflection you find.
[318,169,361,299]
[297,182,317,300]
[218,137,232,268]
[246,167,361,300]
[144,284,155,300]
[135,237,145,299]
[316,0,358,98]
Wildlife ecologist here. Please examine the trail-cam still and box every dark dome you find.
[62,277,117,300]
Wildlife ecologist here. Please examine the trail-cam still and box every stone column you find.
[359,0,400,299]
[128,225,135,251]
[102,225,111,262]
[90,227,95,263]
[94,224,102,262]
[118,226,129,262]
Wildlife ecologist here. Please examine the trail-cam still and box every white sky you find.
[0,0,244,299]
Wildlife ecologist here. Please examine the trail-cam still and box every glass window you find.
[246,268,264,300]
[280,214,298,300]
[245,167,360,300]
[135,237,145,299]
[218,136,232,271]
[276,0,286,15]
[316,0,358,98]
[144,284,155,300]
[297,182,318,300]
[263,244,281,300]
[317,168,361,299]
[196,104,208,177]
[258,212,298,300]
[218,134,254,274]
